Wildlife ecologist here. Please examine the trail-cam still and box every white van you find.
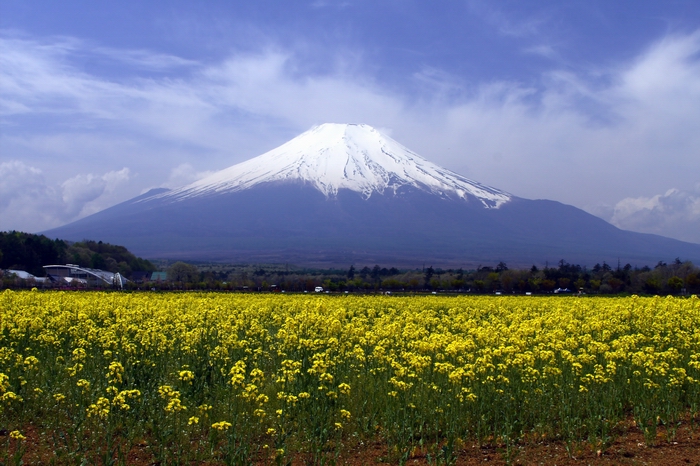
[314,286,324,293]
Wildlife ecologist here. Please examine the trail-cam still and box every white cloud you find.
[609,186,700,244]
[199,51,405,130]
[411,30,700,204]
[161,163,215,188]
[309,1,351,9]
[61,167,131,217]
[92,46,198,70]
[0,161,63,232]
[468,1,548,38]
[61,174,110,217]
[0,160,131,232]
[523,45,560,61]
[0,161,46,209]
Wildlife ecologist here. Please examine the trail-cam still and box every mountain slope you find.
[43,124,700,267]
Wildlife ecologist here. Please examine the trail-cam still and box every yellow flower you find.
[198,403,213,414]
[165,398,186,413]
[113,389,140,410]
[211,421,232,431]
[72,347,87,361]
[1,391,23,402]
[0,373,9,392]
[106,361,125,384]
[158,385,178,399]
[67,363,83,377]
[10,430,25,440]
[229,360,247,386]
[23,356,39,370]
[86,397,111,419]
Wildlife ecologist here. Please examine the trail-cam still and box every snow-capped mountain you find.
[43,124,700,267]
[155,123,511,208]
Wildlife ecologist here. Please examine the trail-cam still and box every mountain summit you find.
[158,123,510,208]
[44,124,700,266]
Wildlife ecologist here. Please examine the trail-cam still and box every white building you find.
[43,264,127,289]
[5,270,48,284]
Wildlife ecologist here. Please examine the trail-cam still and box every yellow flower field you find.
[1,290,699,464]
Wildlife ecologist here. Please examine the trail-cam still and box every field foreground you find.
[1,291,700,464]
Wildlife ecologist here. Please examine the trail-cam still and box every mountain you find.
[43,123,700,267]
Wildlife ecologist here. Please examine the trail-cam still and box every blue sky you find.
[2,0,700,244]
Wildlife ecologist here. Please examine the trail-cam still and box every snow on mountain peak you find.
[160,123,511,208]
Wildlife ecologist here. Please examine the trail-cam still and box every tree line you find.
[147,258,700,295]
[0,231,155,278]
[2,231,697,295]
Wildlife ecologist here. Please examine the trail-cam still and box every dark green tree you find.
[667,276,684,293]
[0,231,68,276]
[424,266,434,288]
[685,273,700,292]
[496,261,508,272]
[168,262,199,283]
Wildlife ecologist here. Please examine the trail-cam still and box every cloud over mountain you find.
[610,186,700,244]
[0,160,130,232]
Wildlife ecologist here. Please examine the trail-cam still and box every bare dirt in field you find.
[337,422,700,466]
[6,420,700,465]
